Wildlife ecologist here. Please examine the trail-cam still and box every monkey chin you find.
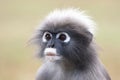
[44,48,62,62]
[45,56,61,62]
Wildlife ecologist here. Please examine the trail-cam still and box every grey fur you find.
[32,9,111,80]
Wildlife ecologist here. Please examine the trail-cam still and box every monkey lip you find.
[45,52,60,57]
[45,52,61,61]
[46,53,56,56]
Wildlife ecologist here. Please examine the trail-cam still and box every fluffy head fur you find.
[40,8,96,35]
[32,8,111,80]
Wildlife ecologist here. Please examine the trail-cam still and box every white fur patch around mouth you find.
[44,48,61,61]
[45,56,61,62]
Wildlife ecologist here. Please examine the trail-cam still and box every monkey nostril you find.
[48,44,55,48]
[52,44,54,48]
[51,44,54,48]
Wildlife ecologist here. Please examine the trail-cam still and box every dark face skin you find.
[36,24,95,70]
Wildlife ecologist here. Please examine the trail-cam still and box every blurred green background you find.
[0,0,120,80]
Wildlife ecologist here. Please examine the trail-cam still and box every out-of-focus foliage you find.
[0,0,120,80]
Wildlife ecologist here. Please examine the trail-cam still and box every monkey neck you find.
[61,56,97,71]
[55,59,91,72]
[58,54,97,72]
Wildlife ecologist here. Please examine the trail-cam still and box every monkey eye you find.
[56,32,70,43]
[42,32,52,42]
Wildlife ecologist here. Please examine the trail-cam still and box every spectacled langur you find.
[32,8,111,80]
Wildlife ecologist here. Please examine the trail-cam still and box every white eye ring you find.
[42,32,52,42]
[56,32,70,43]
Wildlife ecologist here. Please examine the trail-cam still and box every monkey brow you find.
[39,30,48,33]
[39,29,57,35]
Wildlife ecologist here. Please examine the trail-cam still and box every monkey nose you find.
[48,44,55,48]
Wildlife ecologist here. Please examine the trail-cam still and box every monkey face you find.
[32,8,96,69]
[36,24,93,67]
[42,31,71,61]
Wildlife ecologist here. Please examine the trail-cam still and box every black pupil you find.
[59,34,66,41]
[45,33,51,41]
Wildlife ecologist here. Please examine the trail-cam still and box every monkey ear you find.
[84,31,93,45]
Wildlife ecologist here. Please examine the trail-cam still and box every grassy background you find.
[0,0,120,80]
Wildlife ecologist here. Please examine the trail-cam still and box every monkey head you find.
[33,9,96,69]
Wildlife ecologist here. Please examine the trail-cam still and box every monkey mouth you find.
[45,52,61,61]
[44,48,61,61]
[45,52,61,56]
[45,52,57,56]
